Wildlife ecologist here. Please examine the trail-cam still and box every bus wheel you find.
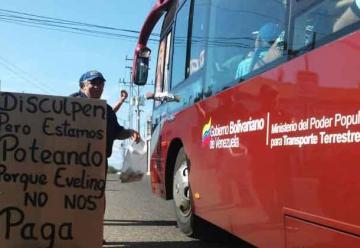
[173,148,194,236]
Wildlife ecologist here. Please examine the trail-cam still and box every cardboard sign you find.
[0,92,106,248]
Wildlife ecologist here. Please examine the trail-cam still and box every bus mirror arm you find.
[146,92,180,102]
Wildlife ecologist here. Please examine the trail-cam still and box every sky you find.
[0,0,161,168]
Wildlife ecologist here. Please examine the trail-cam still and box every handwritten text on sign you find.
[0,92,106,248]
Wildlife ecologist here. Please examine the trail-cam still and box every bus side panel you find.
[149,108,169,198]
[157,31,360,247]
[149,143,167,197]
[285,216,360,247]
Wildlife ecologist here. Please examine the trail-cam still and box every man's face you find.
[83,78,104,99]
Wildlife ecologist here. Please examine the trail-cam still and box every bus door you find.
[163,0,207,203]
[150,31,172,194]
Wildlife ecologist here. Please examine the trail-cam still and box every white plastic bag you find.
[120,140,147,183]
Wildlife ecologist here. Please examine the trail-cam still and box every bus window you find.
[164,32,172,91]
[154,32,172,108]
[171,0,191,89]
[334,0,360,31]
[188,0,208,77]
[155,38,166,107]
[155,40,166,93]
[165,0,207,111]
[291,0,360,55]
[204,0,287,96]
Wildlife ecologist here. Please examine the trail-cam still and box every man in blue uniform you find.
[235,23,281,79]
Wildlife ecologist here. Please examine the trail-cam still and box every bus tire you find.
[172,147,194,236]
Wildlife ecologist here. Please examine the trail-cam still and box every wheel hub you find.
[173,161,191,217]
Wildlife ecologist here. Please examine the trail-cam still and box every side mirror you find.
[133,47,151,86]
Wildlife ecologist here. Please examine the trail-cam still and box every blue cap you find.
[258,23,280,43]
[79,70,106,83]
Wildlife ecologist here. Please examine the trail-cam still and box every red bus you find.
[132,0,360,247]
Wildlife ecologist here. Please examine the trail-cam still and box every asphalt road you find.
[103,174,245,248]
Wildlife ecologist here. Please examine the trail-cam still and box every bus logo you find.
[202,118,212,147]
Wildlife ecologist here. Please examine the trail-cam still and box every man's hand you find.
[130,130,141,143]
[113,89,128,113]
[120,90,128,102]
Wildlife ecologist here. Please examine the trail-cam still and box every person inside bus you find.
[260,0,358,66]
[333,0,360,31]
[235,23,281,79]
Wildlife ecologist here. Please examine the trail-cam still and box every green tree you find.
[107,165,119,174]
